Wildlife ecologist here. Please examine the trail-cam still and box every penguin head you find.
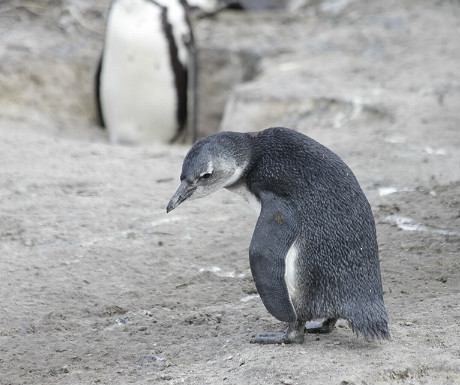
[166,132,249,213]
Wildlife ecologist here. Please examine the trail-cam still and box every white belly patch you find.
[285,239,299,306]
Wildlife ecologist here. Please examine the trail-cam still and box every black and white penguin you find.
[167,127,390,344]
[96,0,197,144]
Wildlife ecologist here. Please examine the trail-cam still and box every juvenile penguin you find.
[167,127,390,344]
[96,0,197,145]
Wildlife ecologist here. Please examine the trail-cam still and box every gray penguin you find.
[167,127,390,344]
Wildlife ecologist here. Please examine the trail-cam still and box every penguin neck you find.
[221,132,261,215]
[221,132,253,189]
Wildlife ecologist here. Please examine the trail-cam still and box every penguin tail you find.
[346,302,391,341]
[349,319,391,341]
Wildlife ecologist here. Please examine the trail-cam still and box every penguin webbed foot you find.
[250,320,305,344]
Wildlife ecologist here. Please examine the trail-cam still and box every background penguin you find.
[167,127,390,344]
[95,0,197,145]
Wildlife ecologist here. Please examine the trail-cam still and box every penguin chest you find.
[100,0,185,144]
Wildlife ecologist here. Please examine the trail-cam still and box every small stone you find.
[23,238,36,247]
[281,379,294,385]
[115,317,129,325]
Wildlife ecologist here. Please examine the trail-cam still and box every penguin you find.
[96,0,197,145]
[166,127,390,344]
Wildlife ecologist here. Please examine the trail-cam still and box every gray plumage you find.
[167,127,390,343]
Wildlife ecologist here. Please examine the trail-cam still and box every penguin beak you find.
[166,181,196,213]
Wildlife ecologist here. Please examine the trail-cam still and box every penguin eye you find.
[201,172,212,179]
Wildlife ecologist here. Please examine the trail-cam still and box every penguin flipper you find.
[249,192,299,323]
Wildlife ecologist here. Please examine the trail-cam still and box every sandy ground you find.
[1,1,460,384]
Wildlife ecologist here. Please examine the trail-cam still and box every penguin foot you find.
[250,320,305,344]
[305,317,338,334]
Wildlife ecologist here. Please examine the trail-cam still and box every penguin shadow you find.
[255,320,390,350]
[311,321,391,351]
[247,317,386,350]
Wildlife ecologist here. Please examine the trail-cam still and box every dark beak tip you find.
[166,200,175,214]
[166,182,194,214]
